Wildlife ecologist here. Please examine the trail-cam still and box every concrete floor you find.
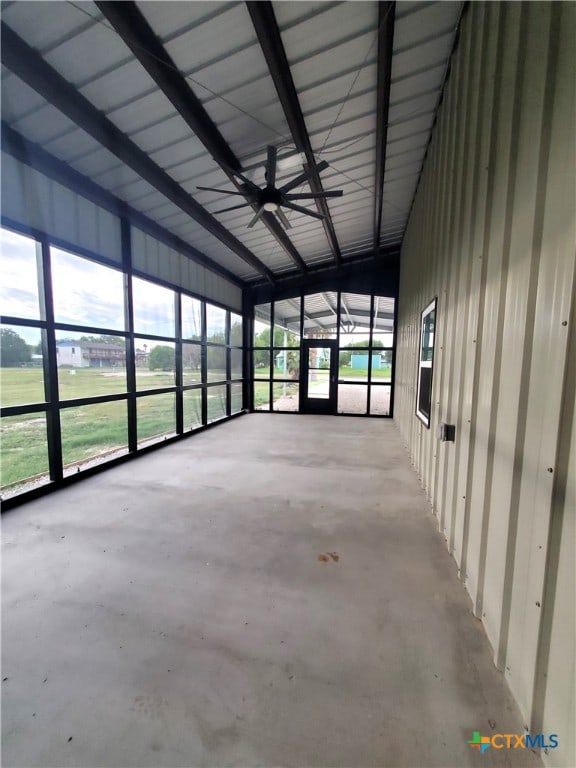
[2,415,541,768]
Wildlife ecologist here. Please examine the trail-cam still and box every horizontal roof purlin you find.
[1,0,463,282]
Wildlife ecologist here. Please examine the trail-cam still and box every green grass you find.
[0,412,49,488]
[0,367,233,491]
[338,366,391,381]
[0,367,45,407]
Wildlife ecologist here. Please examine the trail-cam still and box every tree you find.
[148,345,173,371]
[0,328,32,367]
[182,344,201,372]
[254,325,299,368]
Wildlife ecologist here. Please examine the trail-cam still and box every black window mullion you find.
[226,311,231,416]
[38,237,63,481]
[175,292,183,435]
[367,294,375,415]
[121,218,137,453]
[269,301,275,411]
[335,292,341,413]
[243,289,252,412]
[390,297,398,418]
[201,302,207,425]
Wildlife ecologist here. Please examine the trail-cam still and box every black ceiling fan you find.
[197,146,343,229]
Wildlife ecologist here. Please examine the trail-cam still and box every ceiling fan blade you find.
[282,202,326,220]
[197,186,247,196]
[219,164,261,192]
[213,202,253,214]
[284,191,343,199]
[247,206,265,229]
[266,145,277,189]
[279,160,329,193]
[276,208,292,230]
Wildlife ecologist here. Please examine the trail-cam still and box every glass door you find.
[300,339,337,414]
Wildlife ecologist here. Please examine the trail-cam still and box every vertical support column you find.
[335,292,341,414]
[38,237,62,481]
[174,291,183,434]
[367,294,375,415]
[268,301,275,412]
[243,288,254,412]
[201,301,208,425]
[225,310,231,417]
[390,295,399,418]
[121,217,137,453]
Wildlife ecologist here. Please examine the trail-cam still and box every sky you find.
[0,228,228,348]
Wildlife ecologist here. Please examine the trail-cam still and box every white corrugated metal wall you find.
[1,152,242,311]
[394,3,575,766]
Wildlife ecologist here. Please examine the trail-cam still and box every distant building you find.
[351,353,381,370]
[56,341,126,368]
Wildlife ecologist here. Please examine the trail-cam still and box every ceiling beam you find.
[95,2,307,275]
[1,123,244,287]
[247,1,342,267]
[279,308,394,326]
[1,21,276,284]
[374,2,396,253]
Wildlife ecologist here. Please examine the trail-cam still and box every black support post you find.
[121,218,138,453]
[38,238,63,481]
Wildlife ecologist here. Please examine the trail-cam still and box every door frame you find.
[300,339,338,414]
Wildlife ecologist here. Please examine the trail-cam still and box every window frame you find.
[415,297,437,428]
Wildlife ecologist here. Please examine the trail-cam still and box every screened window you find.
[182,295,202,341]
[0,228,42,320]
[416,298,436,427]
[51,247,125,330]
[206,304,226,344]
[132,277,175,338]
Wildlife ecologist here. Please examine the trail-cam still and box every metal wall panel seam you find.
[482,1,543,667]
[504,1,573,725]
[434,33,464,538]
[444,12,476,562]
[464,2,509,617]
[471,3,523,641]
[497,1,556,680]
[423,130,441,501]
[450,4,485,575]
[534,265,576,768]
[426,56,453,521]
[459,2,500,601]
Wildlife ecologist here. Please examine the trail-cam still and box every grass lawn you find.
[0,367,232,491]
[338,366,391,381]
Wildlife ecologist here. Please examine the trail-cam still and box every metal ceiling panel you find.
[138,1,232,43]
[278,3,375,62]
[77,60,164,114]
[393,2,461,52]
[1,69,45,121]
[390,62,445,100]
[104,90,177,135]
[162,5,255,73]
[0,1,102,52]
[1,0,463,283]
[289,29,376,92]
[44,127,104,162]
[10,100,78,145]
[43,23,130,86]
[69,149,123,179]
[129,113,192,154]
[273,2,339,29]
[391,30,455,81]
